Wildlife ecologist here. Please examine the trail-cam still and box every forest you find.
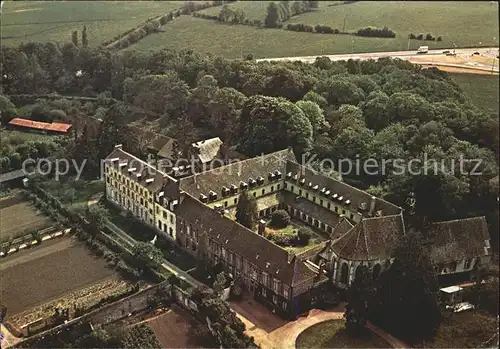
[0,42,498,249]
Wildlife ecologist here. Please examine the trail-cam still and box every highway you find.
[256,47,499,73]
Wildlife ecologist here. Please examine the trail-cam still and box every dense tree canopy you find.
[1,41,498,250]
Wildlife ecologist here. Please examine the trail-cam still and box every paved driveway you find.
[229,298,345,349]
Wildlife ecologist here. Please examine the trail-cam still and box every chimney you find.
[287,251,296,264]
[114,144,122,149]
[258,219,266,235]
[369,196,376,216]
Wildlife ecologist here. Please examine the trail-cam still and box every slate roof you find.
[0,169,26,183]
[331,214,405,261]
[331,216,355,241]
[146,133,178,160]
[427,217,491,264]
[193,137,223,164]
[176,194,317,288]
[179,148,297,199]
[284,161,402,217]
[105,146,177,194]
[280,191,342,229]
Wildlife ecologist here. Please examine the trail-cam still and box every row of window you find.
[285,182,356,220]
[261,289,288,310]
[211,183,282,209]
[106,166,151,200]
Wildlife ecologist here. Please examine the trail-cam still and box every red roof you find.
[8,118,72,133]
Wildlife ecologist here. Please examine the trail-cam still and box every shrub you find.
[425,33,434,41]
[268,233,296,246]
[271,209,291,228]
[356,26,396,38]
[409,33,416,40]
[437,36,442,41]
[315,24,335,34]
[417,33,424,40]
[297,227,312,245]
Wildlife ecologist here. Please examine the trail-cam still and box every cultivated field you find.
[0,192,53,241]
[1,1,185,46]
[0,237,119,321]
[147,305,201,349]
[451,72,500,114]
[135,1,500,58]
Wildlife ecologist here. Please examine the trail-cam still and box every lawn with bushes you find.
[296,319,389,348]
[265,210,324,253]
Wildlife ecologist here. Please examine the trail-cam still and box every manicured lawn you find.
[451,73,499,114]
[1,1,184,46]
[265,221,324,253]
[425,310,498,348]
[296,319,389,348]
[129,2,498,58]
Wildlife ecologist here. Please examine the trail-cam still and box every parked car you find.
[473,51,480,55]
[442,50,450,54]
[446,52,457,56]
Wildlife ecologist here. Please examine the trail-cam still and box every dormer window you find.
[345,199,351,206]
[268,172,276,181]
[286,172,292,178]
[266,262,271,268]
[325,190,331,196]
[257,176,264,185]
[308,182,313,188]
[209,190,217,200]
[293,174,299,181]
[200,194,208,203]
[222,186,230,196]
[321,187,326,194]
[249,178,257,187]
[332,193,338,200]
[313,185,319,191]
[337,195,343,201]
[300,178,306,185]
[240,181,248,190]
[230,184,238,194]
[274,170,282,179]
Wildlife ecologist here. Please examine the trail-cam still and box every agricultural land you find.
[0,236,126,327]
[0,191,53,242]
[1,1,185,47]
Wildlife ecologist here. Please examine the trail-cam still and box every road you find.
[256,46,499,73]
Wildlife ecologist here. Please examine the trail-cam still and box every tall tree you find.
[82,25,88,47]
[370,232,441,343]
[71,30,78,46]
[235,191,258,231]
[265,2,280,28]
[344,265,372,336]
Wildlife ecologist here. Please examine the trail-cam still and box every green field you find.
[127,1,498,58]
[295,319,389,348]
[198,0,335,21]
[1,1,184,46]
[125,16,421,58]
[451,73,499,114]
[3,1,498,58]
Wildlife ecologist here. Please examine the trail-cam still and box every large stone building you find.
[104,145,492,319]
